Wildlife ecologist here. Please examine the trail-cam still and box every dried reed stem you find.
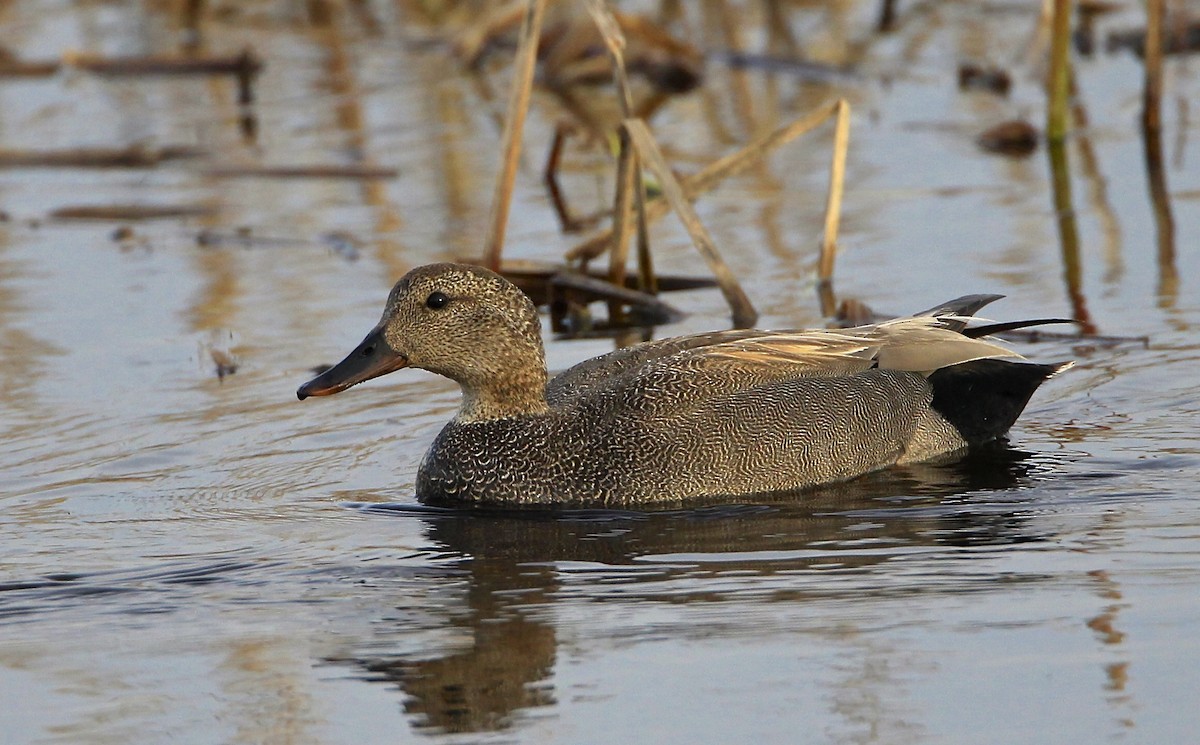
[608,128,640,323]
[585,0,654,302]
[567,99,843,263]
[482,0,547,272]
[585,0,634,118]
[815,99,851,317]
[622,119,757,327]
[1046,0,1072,142]
[817,99,851,287]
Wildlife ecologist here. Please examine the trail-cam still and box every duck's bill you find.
[297,327,408,400]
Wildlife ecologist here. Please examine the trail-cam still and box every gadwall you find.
[298,263,1070,506]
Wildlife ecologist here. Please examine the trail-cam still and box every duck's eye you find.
[425,291,450,310]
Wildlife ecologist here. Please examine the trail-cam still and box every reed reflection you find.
[1139,0,1178,305]
[308,1,407,277]
[333,441,1050,735]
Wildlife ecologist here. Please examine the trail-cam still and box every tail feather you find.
[963,318,1078,338]
[914,294,1005,331]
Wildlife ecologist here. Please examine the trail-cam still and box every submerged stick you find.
[51,204,216,220]
[70,50,262,78]
[203,164,398,179]
[0,146,203,168]
[482,0,547,272]
[0,50,261,134]
[0,50,262,79]
[549,271,682,325]
[622,119,757,328]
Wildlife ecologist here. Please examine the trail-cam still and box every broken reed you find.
[478,0,853,327]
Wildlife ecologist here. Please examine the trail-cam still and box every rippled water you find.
[2,1,1199,743]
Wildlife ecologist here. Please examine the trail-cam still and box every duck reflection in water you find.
[326,442,1051,734]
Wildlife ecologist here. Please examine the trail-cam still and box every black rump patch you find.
[929,359,1064,444]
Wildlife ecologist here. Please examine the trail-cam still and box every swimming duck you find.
[297,263,1070,506]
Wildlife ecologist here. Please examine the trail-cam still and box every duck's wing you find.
[552,316,1027,412]
[547,317,967,405]
[546,329,770,406]
[694,316,1025,376]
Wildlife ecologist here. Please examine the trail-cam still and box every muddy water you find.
[2,1,1199,743]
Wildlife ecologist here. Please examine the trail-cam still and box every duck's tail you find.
[928,358,1073,445]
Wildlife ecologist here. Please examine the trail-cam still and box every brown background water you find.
[1,1,1198,742]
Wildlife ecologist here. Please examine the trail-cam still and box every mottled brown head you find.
[297,263,549,421]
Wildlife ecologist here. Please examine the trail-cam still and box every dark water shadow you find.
[0,552,284,625]
[329,441,1058,735]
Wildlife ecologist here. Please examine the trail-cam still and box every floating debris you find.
[201,330,240,382]
[320,231,363,262]
[0,48,262,79]
[0,145,204,169]
[109,226,136,242]
[546,270,683,334]
[459,258,716,307]
[110,224,152,252]
[957,63,1011,95]
[0,48,260,138]
[202,164,398,180]
[1107,19,1200,57]
[51,204,217,220]
[1074,0,1124,55]
[196,228,259,248]
[211,349,239,381]
[977,120,1039,156]
[712,51,857,83]
[193,228,363,262]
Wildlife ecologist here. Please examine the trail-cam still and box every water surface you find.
[2,1,1199,743]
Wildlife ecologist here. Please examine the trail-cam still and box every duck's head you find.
[297,263,549,421]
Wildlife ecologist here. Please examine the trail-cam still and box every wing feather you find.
[548,302,1031,409]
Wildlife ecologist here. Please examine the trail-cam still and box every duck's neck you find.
[455,365,550,423]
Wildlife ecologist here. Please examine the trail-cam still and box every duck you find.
[297,262,1071,506]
